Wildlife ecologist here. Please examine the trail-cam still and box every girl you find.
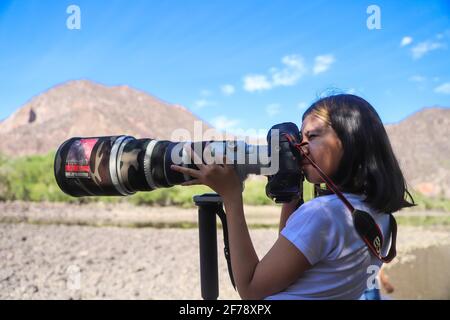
[171,94,414,299]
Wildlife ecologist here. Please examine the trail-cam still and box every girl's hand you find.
[170,147,243,200]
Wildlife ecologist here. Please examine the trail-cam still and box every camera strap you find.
[284,134,397,263]
[217,206,237,290]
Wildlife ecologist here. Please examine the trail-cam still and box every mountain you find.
[385,107,450,198]
[0,80,227,156]
[0,80,449,197]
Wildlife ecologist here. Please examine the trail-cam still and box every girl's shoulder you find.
[303,192,366,209]
[294,193,372,223]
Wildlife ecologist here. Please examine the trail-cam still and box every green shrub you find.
[1,152,449,210]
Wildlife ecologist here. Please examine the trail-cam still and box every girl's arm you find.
[170,151,310,299]
[222,192,310,300]
[279,197,303,233]
[222,192,260,297]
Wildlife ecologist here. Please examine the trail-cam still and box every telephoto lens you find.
[54,122,304,202]
[54,136,270,197]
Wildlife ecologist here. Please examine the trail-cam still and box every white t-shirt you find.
[265,192,392,300]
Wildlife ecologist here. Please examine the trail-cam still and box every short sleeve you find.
[281,201,338,266]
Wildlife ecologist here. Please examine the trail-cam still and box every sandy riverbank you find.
[1,201,449,299]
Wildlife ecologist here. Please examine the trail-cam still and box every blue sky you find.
[0,0,449,134]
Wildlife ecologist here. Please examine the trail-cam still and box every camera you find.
[54,122,304,203]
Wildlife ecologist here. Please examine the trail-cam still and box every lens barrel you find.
[54,122,304,202]
[54,136,271,197]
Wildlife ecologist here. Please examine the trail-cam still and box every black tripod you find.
[193,193,236,300]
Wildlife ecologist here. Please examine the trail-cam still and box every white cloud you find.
[221,84,235,96]
[194,99,216,109]
[411,41,445,59]
[313,54,335,75]
[400,36,413,47]
[346,88,357,94]
[282,55,304,69]
[243,74,272,92]
[211,116,240,130]
[243,55,308,92]
[434,82,450,94]
[409,75,426,82]
[271,55,307,86]
[266,104,281,117]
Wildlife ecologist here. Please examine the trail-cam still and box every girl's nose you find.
[299,141,309,155]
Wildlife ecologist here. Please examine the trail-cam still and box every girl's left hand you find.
[170,147,243,199]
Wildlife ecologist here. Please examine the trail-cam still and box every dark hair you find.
[302,94,415,213]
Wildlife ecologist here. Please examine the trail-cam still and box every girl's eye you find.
[309,134,317,139]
